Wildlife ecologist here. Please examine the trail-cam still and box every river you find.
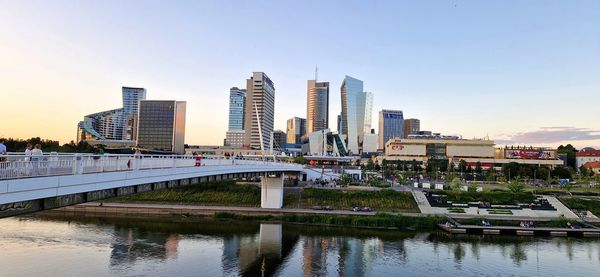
[1,215,599,276]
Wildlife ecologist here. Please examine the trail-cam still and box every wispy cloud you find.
[495,127,600,145]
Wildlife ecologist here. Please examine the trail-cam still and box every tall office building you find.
[228,87,246,131]
[340,75,370,154]
[403,118,420,138]
[378,110,404,150]
[286,117,306,144]
[306,80,329,134]
[136,100,186,154]
[225,87,247,148]
[77,86,146,143]
[122,87,147,140]
[244,72,275,151]
[77,109,124,141]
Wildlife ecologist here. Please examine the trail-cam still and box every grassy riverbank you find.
[213,212,443,230]
[113,180,261,207]
[285,188,419,212]
[112,181,419,212]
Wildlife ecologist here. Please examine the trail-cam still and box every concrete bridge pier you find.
[260,173,284,209]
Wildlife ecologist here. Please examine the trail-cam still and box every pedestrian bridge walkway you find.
[0,153,303,218]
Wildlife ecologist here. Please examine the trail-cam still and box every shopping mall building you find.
[380,137,564,169]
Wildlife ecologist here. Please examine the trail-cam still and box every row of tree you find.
[0,137,96,153]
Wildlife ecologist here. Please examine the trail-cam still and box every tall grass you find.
[287,188,418,212]
[214,212,444,230]
[115,180,261,206]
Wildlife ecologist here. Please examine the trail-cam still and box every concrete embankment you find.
[43,202,407,218]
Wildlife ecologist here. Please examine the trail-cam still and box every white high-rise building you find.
[244,72,275,151]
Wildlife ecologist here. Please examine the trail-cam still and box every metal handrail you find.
[0,153,300,180]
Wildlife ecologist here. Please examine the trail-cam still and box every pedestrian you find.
[0,139,7,161]
[24,144,33,160]
[31,144,43,156]
[31,144,43,175]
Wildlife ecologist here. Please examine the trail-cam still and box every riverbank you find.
[109,180,420,213]
[40,202,443,231]
[40,201,597,233]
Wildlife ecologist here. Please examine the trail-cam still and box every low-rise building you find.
[225,130,245,148]
[583,161,600,175]
[576,148,600,169]
[381,137,563,169]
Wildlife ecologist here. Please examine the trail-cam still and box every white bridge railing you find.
[0,153,299,180]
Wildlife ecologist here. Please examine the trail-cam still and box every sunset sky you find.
[1,0,599,149]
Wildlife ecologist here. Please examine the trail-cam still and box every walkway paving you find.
[411,191,579,219]
[411,190,436,214]
[541,195,579,219]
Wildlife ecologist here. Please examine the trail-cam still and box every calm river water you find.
[1,215,600,277]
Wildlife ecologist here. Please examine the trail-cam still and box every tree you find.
[551,167,572,179]
[411,159,420,172]
[508,179,525,193]
[451,177,462,193]
[502,162,520,180]
[475,161,483,174]
[339,174,353,186]
[557,144,578,169]
[293,156,307,165]
[458,160,467,173]
[579,166,590,178]
[366,159,375,170]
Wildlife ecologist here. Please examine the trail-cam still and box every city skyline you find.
[1,1,599,149]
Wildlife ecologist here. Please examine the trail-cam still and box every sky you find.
[1,0,599,149]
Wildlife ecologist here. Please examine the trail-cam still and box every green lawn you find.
[113,180,261,207]
[285,188,419,212]
[559,197,600,217]
[436,190,535,205]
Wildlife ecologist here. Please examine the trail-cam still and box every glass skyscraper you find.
[77,86,146,142]
[136,100,186,154]
[378,110,404,150]
[306,80,329,134]
[286,117,306,144]
[228,87,246,131]
[340,75,371,154]
[122,87,147,140]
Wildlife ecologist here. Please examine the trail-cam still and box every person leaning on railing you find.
[31,144,43,174]
[24,144,33,161]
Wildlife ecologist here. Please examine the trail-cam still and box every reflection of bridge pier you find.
[221,223,298,277]
[259,224,282,257]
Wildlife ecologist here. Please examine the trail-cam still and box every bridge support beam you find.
[261,173,284,209]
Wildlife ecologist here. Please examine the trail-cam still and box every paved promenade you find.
[411,190,579,219]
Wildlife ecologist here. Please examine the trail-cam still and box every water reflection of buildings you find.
[109,228,180,267]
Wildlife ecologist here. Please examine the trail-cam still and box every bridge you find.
[0,153,303,218]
